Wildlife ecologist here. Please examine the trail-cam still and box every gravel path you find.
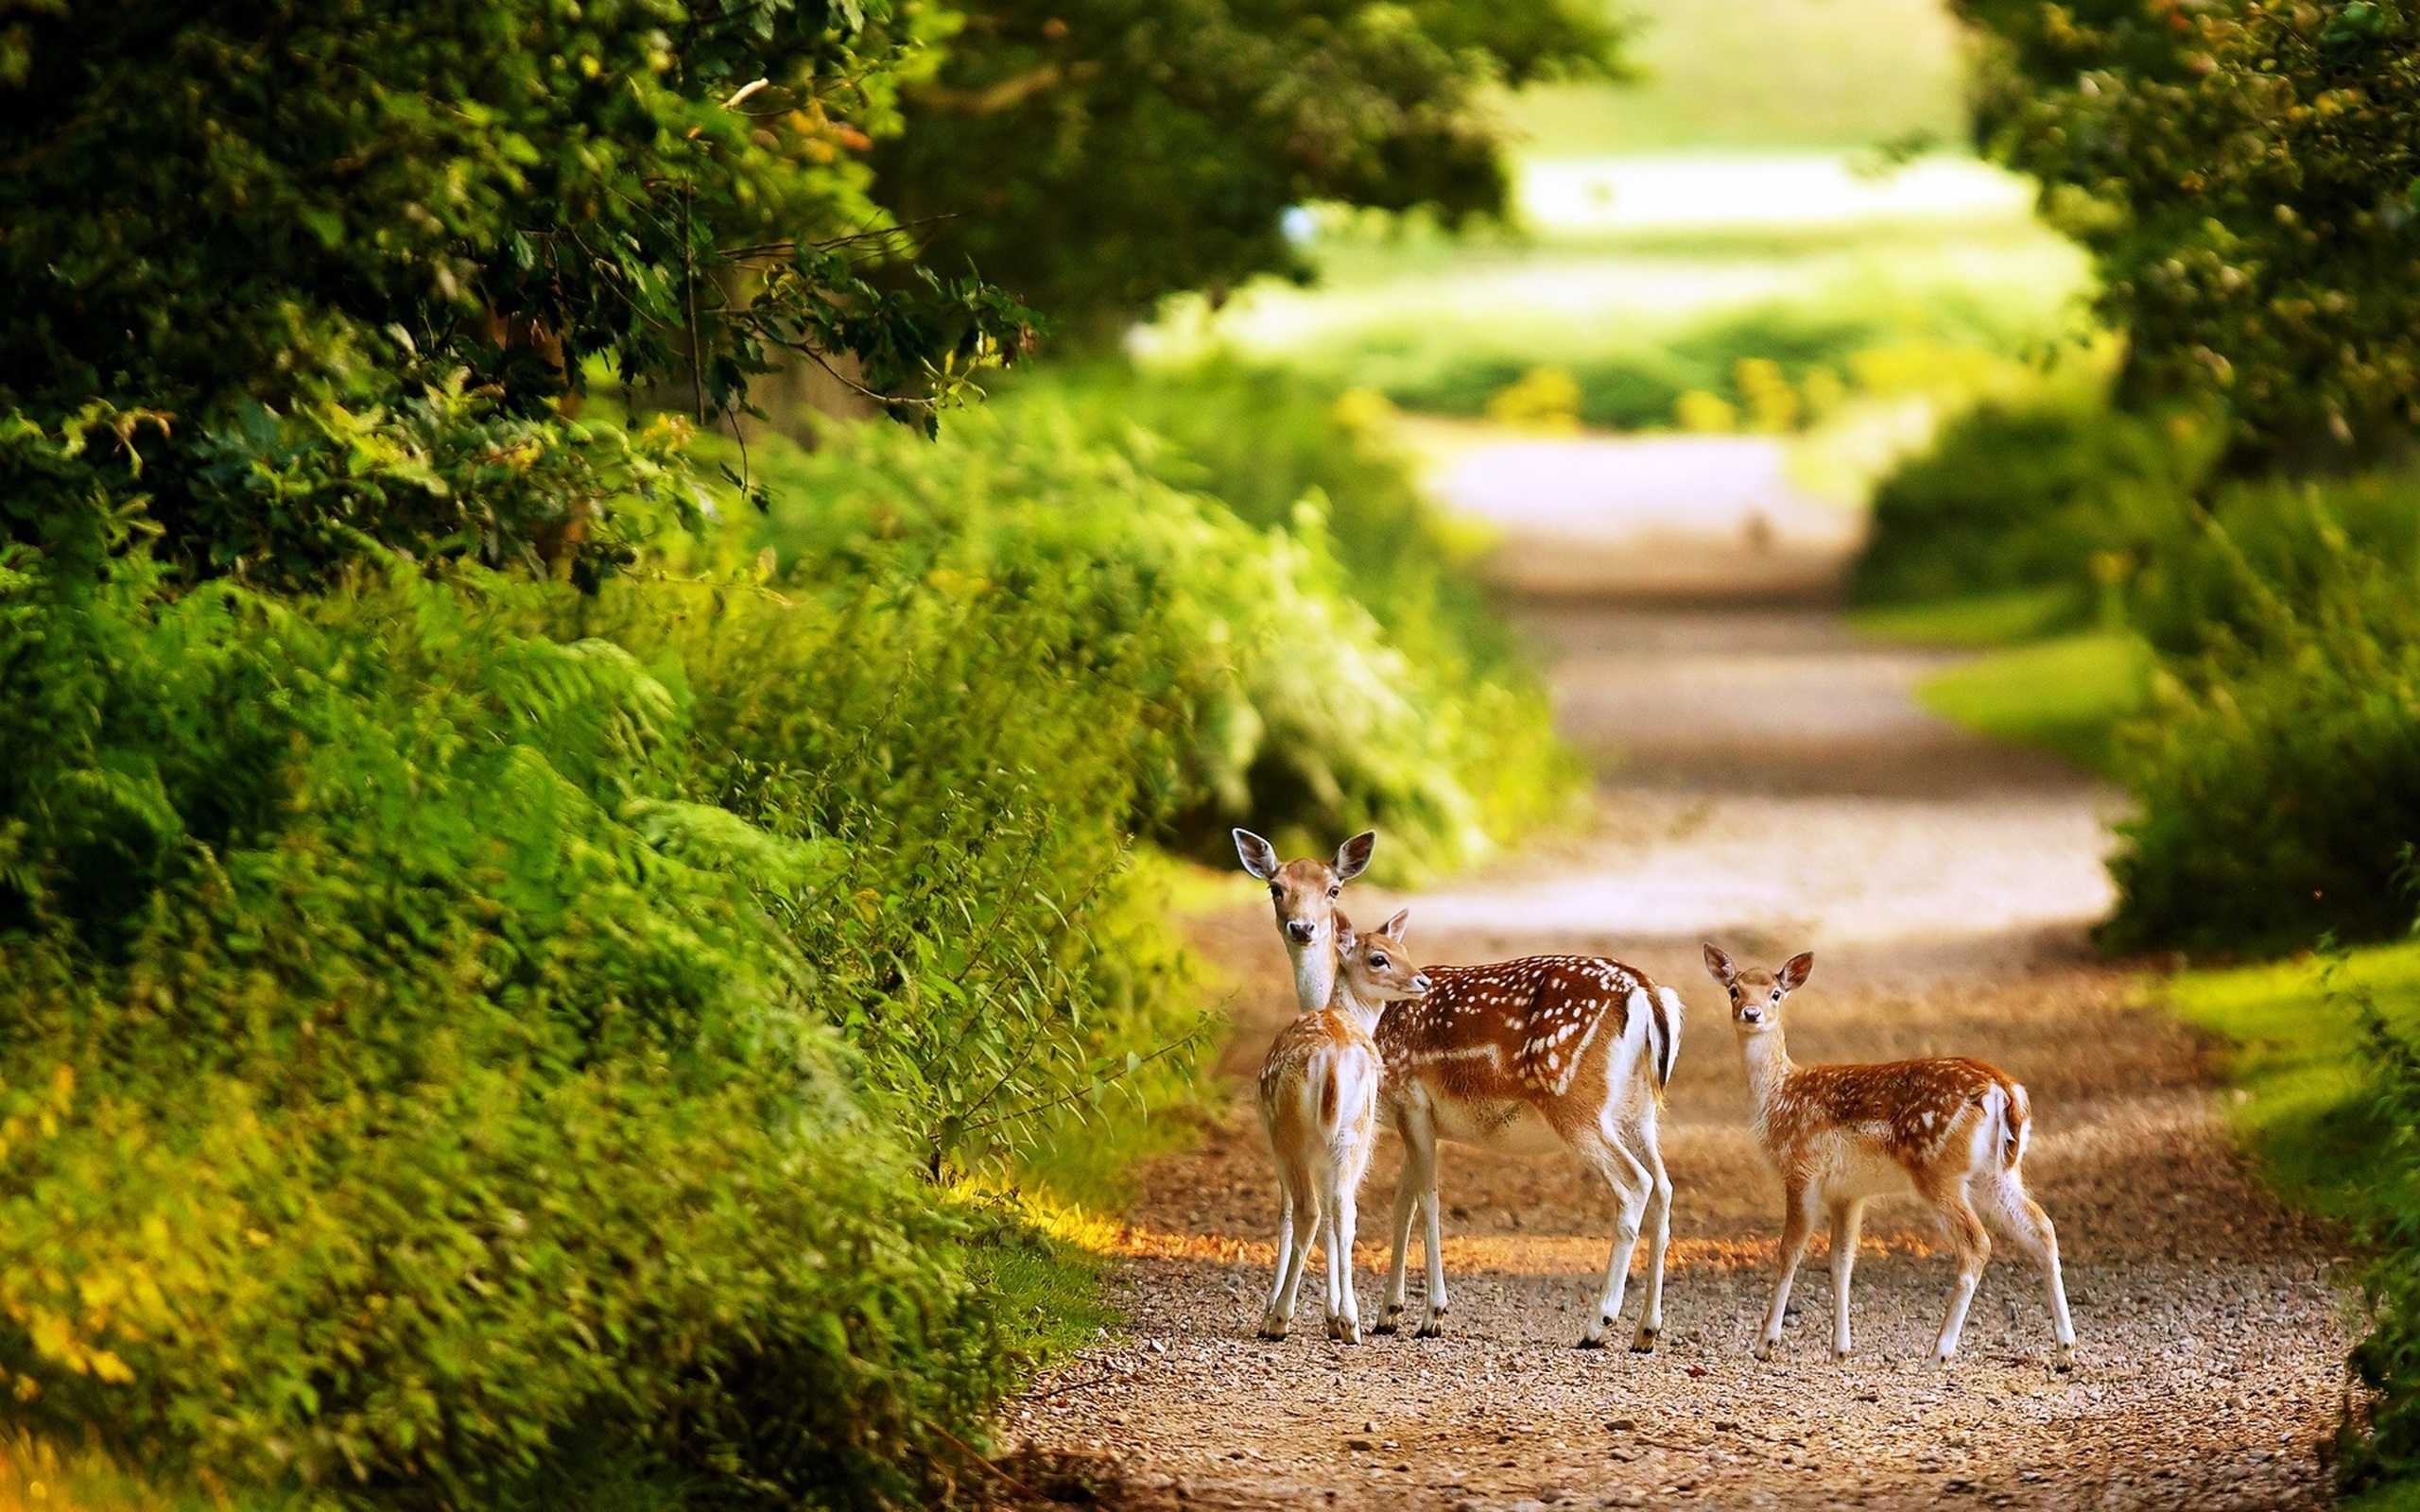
[1008,433,2350,1509]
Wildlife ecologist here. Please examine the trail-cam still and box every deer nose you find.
[1410,973,1431,993]
[1285,919,1315,944]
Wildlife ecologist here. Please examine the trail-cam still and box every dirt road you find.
[1011,435,2347,1509]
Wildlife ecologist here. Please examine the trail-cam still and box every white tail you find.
[1256,910,1428,1343]
[1704,943,2077,1369]
[1373,948,1682,1350]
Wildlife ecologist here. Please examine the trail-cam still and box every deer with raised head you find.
[1703,943,2077,1369]
[1256,910,1431,1342]
[1234,828,1375,1016]
[1373,945,1684,1350]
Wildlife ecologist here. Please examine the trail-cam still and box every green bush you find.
[1957,0,2420,463]
[0,549,1062,1506]
[736,373,1576,879]
[2343,994,2420,1493]
[2129,472,2420,658]
[2102,481,2420,954]
[1852,388,2210,609]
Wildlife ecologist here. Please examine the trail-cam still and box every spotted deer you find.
[1374,946,1684,1350]
[1234,828,1375,1016]
[1703,944,2077,1369]
[1256,910,1431,1343]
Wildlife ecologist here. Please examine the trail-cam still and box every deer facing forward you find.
[1704,944,2077,1369]
[1257,909,1430,1343]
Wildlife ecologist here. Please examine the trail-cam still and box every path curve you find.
[1012,431,2345,1510]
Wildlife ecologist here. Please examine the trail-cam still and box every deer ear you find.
[1703,942,1737,985]
[1335,830,1375,882]
[1332,912,1357,952]
[1380,906,1410,939]
[1234,828,1279,881]
[1777,951,1815,992]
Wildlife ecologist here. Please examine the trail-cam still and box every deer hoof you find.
[1258,1323,1288,1341]
[1752,1339,1775,1362]
[1576,1332,1608,1350]
[1415,1316,1446,1340]
[1831,1347,1854,1365]
[1630,1327,1660,1354]
[1930,1351,1956,1370]
[2053,1343,2076,1372]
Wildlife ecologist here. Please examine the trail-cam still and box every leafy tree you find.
[0,0,1032,584]
[1957,0,2420,464]
[868,0,1623,332]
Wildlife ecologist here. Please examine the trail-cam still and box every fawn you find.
[1257,910,1430,1343]
[1374,946,1683,1349]
[1703,944,2077,1369]
[1234,828,1375,1016]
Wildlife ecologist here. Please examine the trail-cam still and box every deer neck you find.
[1288,934,1338,1016]
[1328,977,1387,1036]
[1738,1024,1796,1109]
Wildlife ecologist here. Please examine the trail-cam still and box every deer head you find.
[1235,828,1374,1012]
[1334,908,1429,1025]
[1703,943,1814,1035]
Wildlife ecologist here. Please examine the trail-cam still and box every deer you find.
[1256,910,1431,1343]
[1232,827,1685,1352]
[1373,945,1684,1351]
[1703,944,2077,1370]
[1234,828,1375,1017]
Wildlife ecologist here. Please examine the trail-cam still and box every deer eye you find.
[1269,885,1283,899]
[1327,885,1340,898]
[1770,988,1782,1002]
[1370,954,1389,970]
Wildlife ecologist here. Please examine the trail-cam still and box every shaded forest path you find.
[1012,432,2346,1510]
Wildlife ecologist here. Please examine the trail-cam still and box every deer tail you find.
[1997,1079,2031,1170]
[1320,1058,1339,1127]
[1645,987,1684,1089]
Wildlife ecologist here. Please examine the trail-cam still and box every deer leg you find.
[1575,1129,1651,1349]
[1402,1119,1451,1337]
[1328,1176,1363,1344]
[1828,1197,1866,1363]
[1263,1163,1318,1341]
[1984,1173,2076,1369]
[1629,1114,1673,1353]
[1930,1185,1992,1367]
[1375,1159,1417,1335]
[1263,1193,1295,1332]
[1756,1182,1819,1361]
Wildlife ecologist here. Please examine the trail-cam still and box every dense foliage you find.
[1853,392,2213,609]
[870,0,1621,329]
[2102,476,2420,954]
[2343,990,2420,1490]
[0,546,1062,1505]
[0,0,1030,584]
[1957,0,2420,461]
[739,369,1574,876]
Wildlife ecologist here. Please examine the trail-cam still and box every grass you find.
[1849,586,2085,647]
[2352,1477,2420,1512]
[2163,942,2420,1222]
[2159,943,2420,1505]
[1909,629,2151,774]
